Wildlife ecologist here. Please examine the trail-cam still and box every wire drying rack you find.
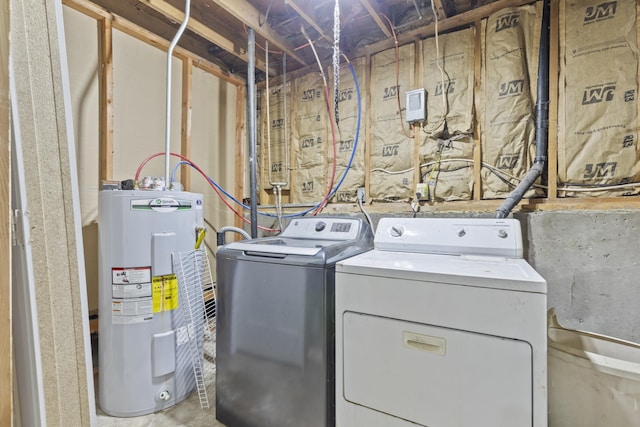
[174,247,216,409]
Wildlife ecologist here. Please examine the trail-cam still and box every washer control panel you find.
[375,218,523,258]
[280,217,362,241]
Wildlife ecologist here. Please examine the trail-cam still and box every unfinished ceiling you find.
[84,0,530,79]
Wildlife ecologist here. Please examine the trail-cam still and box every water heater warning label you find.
[152,274,179,313]
[111,267,153,324]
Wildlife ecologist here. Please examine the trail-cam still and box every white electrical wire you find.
[371,167,415,175]
[357,197,375,234]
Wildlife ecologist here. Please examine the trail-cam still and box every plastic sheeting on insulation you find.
[292,72,328,203]
[481,3,544,199]
[328,57,367,203]
[422,27,476,137]
[558,0,640,197]
[260,82,291,189]
[419,135,474,201]
[370,44,416,201]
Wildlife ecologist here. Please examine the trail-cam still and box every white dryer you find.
[335,218,547,427]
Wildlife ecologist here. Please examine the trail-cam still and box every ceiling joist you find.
[205,0,308,66]
[351,0,536,58]
[139,0,269,73]
[358,0,393,38]
[286,0,332,44]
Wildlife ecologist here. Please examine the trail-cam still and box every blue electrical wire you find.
[171,61,362,219]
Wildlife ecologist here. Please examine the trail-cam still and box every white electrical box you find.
[405,88,426,123]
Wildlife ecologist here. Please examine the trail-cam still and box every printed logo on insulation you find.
[623,135,635,148]
[339,139,354,152]
[497,154,520,169]
[584,1,617,24]
[271,118,284,129]
[435,80,456,96]
[301,88,321,101]
[339,89,354,102]
[336,192,352,202]
[584,162,617,179]
[382,144,400,157]
[582,84,616,105]
[382,85,400,101]
[498,79,525,98]
[496,12,520,32]
[301,181,314,193]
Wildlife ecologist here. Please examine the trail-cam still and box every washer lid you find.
[337,249,546,293]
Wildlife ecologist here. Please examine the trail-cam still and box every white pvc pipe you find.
[164,0,191,187]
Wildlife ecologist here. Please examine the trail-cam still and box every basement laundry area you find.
[5,0,640,426]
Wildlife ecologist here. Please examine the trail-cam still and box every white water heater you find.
[98,189,204,417]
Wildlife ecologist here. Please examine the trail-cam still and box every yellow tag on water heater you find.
[152,274,179,312]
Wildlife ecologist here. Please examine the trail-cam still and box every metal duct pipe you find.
[248,28,258,237]
[496,0,550,218]
[164,0,191,186]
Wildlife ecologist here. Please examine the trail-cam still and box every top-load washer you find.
[216,216,373,427]
[335,217,547,427]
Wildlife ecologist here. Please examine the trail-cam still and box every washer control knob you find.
[497,229,508,239]
[390,225,405,238]
[315,221,326,232]
[457,228,466,237]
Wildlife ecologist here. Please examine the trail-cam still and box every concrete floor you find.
[97,387,226,427]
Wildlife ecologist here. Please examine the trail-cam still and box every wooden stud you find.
[364,54,373,202]
[473,21,483,200]
[547,0,559,198]
[0,0,11,424]
[235,85,246,229]
[414,41,422,190]
[181,58,193,191]
[98,17,114,183]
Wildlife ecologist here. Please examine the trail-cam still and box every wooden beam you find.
[98,17,113,182]
[473,21,482,200]
[287,0,332,43]
[358,0,392,38]
[547,0,559,198]
[181,58,193,191]
[63,0,245,87]
[0,0,11,424]
[204,0,307,66]
[432,0,449,19]
[351,0,536,58]
[235,85,246,229]
[138,0,268,73]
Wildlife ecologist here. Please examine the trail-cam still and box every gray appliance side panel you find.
[216,255,332,427]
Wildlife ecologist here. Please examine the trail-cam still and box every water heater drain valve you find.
[157,390,171,401]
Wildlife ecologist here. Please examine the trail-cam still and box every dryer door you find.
[342,312,532,427]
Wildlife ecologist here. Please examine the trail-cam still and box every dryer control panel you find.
[375,218,523,258]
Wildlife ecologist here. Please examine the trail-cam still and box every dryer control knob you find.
[497,229,508,238]
[390,225,405,237]
[315,221,326,232]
